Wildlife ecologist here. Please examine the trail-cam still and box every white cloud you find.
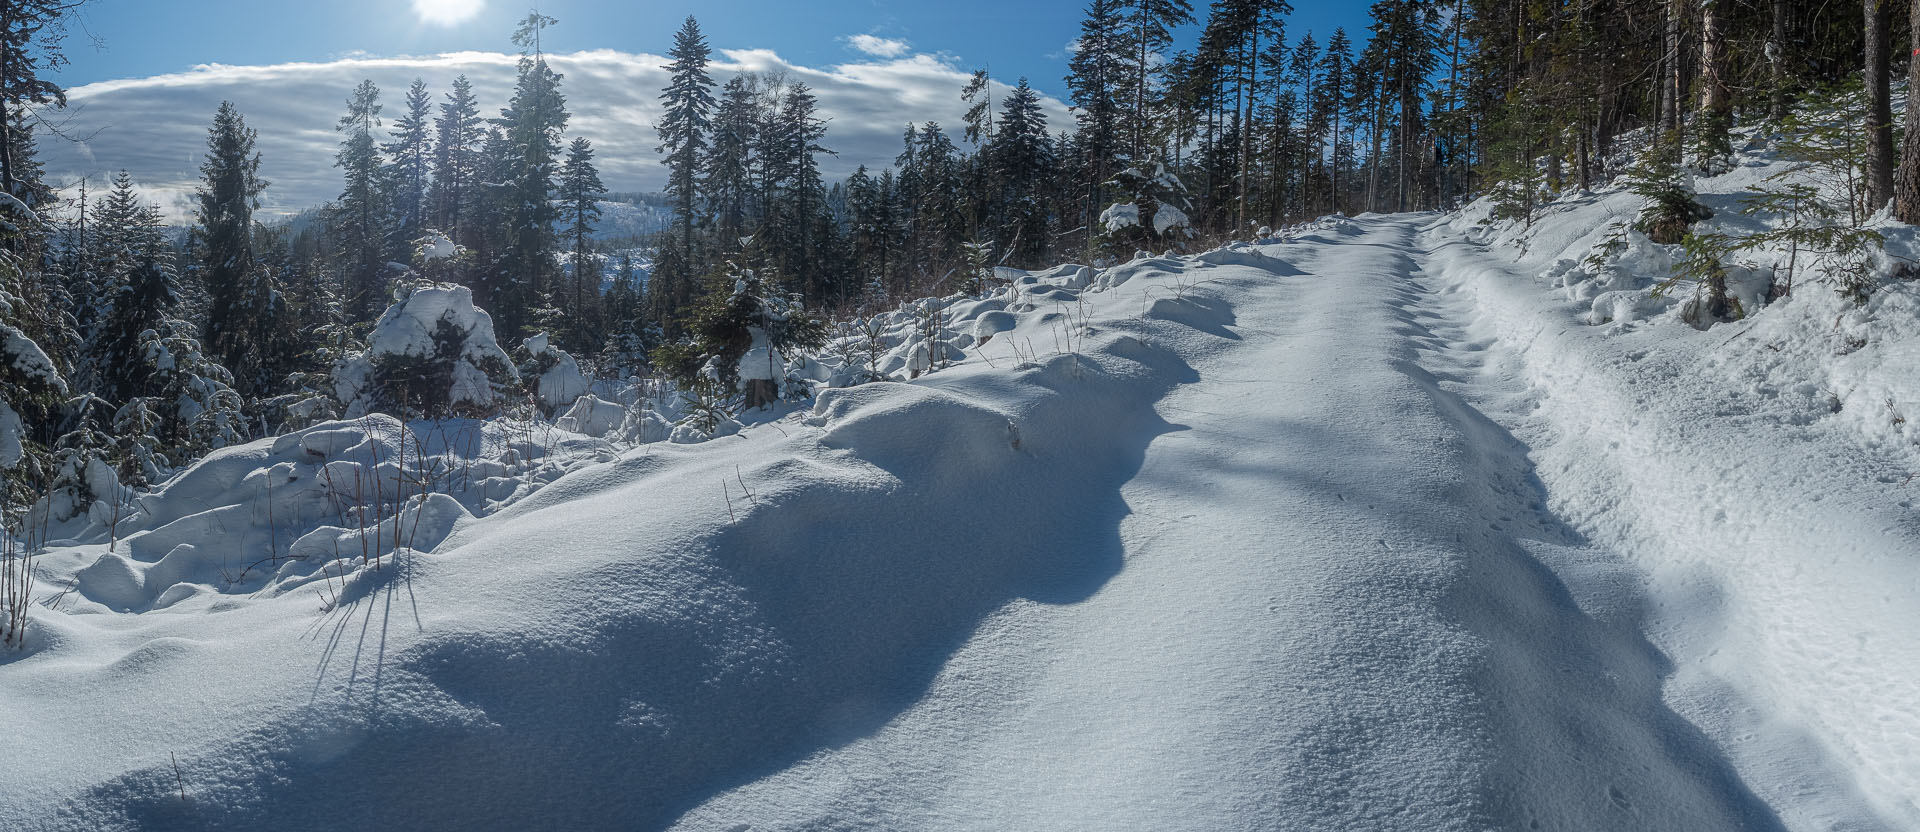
[41,49,1072,222]
[412,0,486,27]
[844,34,912,59]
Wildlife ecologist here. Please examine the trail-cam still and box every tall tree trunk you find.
[1895,0,1920,223]
[1662,0,1684,136]
[1699,0,1728,119]
[1768,0,1791,120]
[1866,0,1897,212]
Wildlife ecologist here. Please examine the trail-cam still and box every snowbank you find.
[1425,133,1920,827]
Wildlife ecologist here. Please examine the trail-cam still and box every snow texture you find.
[3,137,1918,831]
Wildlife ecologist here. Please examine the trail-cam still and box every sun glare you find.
[411,0,485,27]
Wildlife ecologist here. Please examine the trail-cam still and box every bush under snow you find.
[334,283,519,420]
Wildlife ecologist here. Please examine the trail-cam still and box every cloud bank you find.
[39,47,1072,222]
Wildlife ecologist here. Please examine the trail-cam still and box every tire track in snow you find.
[678,215,1790,830]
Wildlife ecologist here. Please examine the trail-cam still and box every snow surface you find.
[4,151,1919,829]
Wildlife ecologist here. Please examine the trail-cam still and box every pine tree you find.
[559,136,607,350]
[1317,28,1352,211]
[1122,0,1197,161]
[82,172,167,392]
[385,78,434,257]
[1864,0,1895,212]
[332,80,388,322]
[990,78,1056,266]
[491,17,570,336]
[657,16,716,279]
[763,83,835,301]
[429,75,484,243]
[706,76,759,243]
[0,1,89,211]
[962,68,995,147]
[1068,0,1130,251]
[1896,0,1920,223]
[196,101,273,393]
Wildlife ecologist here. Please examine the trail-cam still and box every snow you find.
[416,232,459,262]
[1098,201,1139,233]
[5,134,1920,831]
[1152,202,1190,236]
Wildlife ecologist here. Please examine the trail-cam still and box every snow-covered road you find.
[676,215,1790,830]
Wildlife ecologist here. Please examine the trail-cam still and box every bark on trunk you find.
[1866,0,1897,212]
[1769,0,1791,120]
[1894,0,1920,223]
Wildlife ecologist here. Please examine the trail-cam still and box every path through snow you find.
[675,215,1795,830]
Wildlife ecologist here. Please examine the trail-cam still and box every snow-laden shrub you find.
[334,282,520,420]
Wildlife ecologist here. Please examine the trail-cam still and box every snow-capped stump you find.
[333,283,519,420]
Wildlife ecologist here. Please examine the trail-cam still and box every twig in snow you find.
[171,752,187,803]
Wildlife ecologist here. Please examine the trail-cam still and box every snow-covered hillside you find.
[4,140,1919,831]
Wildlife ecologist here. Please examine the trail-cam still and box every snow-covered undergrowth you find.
[0,241,1225,829]
[1428,131,1920,827]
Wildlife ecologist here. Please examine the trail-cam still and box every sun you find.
[411,0,485,27]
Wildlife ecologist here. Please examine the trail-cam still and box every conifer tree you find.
[1864,0,1894,211]
[0,0,91,208]
[1122,0,1196,161]
[332,80,388,322]
[385,78,434,256]
[491,14,570,336]
[990,78,1055,266]
[705,76,759,243]
[1069,0,1130,252]
[657,16,715,277]
[196,101,273,393]
[559,136,607,349]
[962,68,995,147]
[429,75,484,242]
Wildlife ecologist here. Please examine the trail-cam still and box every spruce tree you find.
[656,16,716,279]
[0,1,90,209]
[333,80,388,322]
[385,78,434,257]
[1121,0,1196,161]
[1068,0,1130,251]
[429,75,484,242]
[705,76,759,242]
[491,16,570,336]
[962,68,995,147]
[559,136,607,350]
[990,79,1055,266]
[196,101,273,393]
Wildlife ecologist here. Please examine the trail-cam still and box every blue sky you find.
[56,0,1375,99]
[40,1,1378,218]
